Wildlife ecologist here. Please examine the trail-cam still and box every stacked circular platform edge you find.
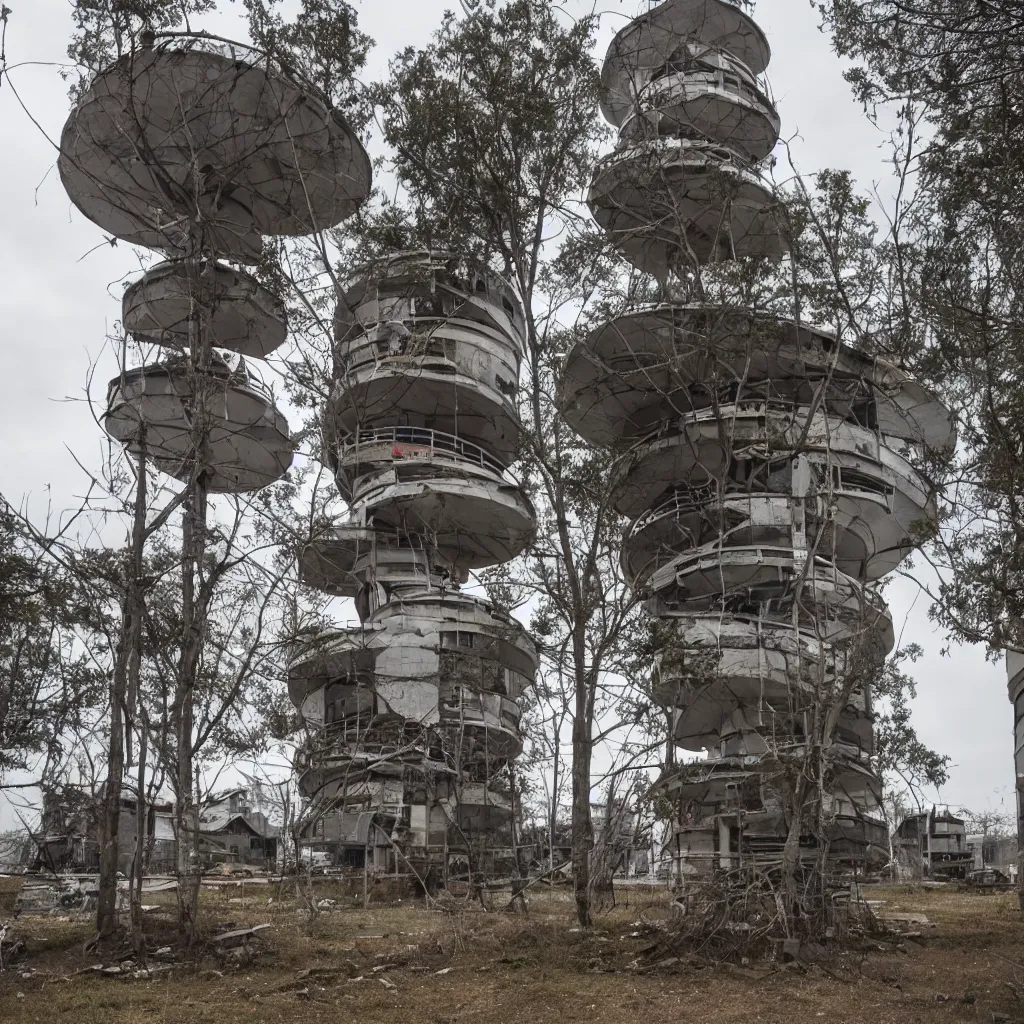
[59,32,373,493]
[562,0,955,876]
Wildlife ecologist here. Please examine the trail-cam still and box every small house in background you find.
[34,785,174,874]
[895,807,975,880]
[967,832,1019,881]
[193,788,279,870]
[591,799,651,879]
[34,786,97,872]
[0,831,32,872]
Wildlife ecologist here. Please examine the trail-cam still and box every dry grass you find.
[2,877,1024,1023]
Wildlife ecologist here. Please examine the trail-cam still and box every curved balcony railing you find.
[443,692,523,729]
[108,355,277,406]
[457,782,512,813]
[337,252,526,352]
[620,68,779,160]
[338,425,508,478]
[649,547,894,643]
[626,483,718,538]
[713,735,873,766]
[593,138,766,202]
[337,322,460,377]
[614,403,926,515]
[338,315,522,371]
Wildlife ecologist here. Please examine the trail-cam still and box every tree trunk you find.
[127,445,148,954]
[96,644,127,940]
[780,773,809,931]
[96,438,148,941]
[175,473,207,943]
[571,678,593,928]
[175,261,211,945]
[130,725,148,953]
[549,733,559,875]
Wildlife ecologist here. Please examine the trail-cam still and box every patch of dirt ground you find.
[2,878,1024,1024]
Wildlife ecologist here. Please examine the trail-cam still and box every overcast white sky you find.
[0,0,1010,821]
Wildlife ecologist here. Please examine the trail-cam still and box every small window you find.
[458,631,475,648]
[850,398,878,430]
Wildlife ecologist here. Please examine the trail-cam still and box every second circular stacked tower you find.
[560,0,953,875]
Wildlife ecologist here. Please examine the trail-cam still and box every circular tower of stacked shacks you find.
[291,253,538,885]
[60,32,370,493]
[560,0,953,878]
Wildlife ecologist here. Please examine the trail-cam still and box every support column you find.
[1007,653,1024,909]
[719,816,732,871]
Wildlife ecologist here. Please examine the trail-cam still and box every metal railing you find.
[110,357,276,406]
[338,317,521,371]
[627,484,718,537]
[339,425,509,477]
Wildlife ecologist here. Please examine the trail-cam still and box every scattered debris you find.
[876,913,933,927]
[296,964,361,982]
[0,922,28,969]
[968,868,1013,890]
[210,923,272,948]
[78,961,177,980]
[15,878,95,916]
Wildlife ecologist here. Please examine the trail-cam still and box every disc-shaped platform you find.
[454,783,513,828]
[602,0,772,127]
[650,615,874,750]
[123,260,288,357]
[354,466,536,570]
[334,316,521,411]
[299,748,442,801]
[452,719,524,762]
[609,408,935,580]
[299,525,378,597]
[300,524,462,597]
[622,490,904,586]
[371,591,539,679]
[287,629,377,708]
[620,69,780,163]
[59,35,371,261]
[333,426,509,499]
[622,466,932,587]
[103,360,292,492]
[589,139,788,276]
[558,305,956,450]
[664,807,888,873]
[655,748,879,804]
[327,363,521,466]
[647,545,896,656]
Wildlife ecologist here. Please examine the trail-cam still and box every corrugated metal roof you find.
[194,811,269,837]
[335,811,376,845]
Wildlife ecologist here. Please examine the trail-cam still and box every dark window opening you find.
[850,398,878,430]
[341,847,365,868]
